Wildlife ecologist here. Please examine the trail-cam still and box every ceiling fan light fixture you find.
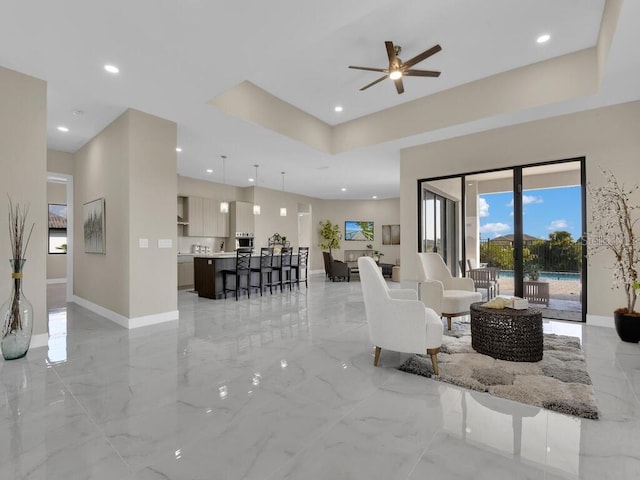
[389,70,402,80]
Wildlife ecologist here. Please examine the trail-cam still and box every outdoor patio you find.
[478,276,582,321]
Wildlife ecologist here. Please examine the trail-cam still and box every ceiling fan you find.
[349,41,442,94]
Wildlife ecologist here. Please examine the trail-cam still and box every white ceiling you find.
[2,0,637,200]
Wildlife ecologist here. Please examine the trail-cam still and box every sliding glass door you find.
[418,158,586,321]
[419,179,459,274]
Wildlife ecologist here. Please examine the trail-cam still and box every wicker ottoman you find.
[470,302,543,362]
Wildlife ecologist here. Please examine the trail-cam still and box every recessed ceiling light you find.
[537,34,550,44]
[206,169,213,174]
[248,178,255,182]
[334,105,343,112]
[104,64,120,74]
[57,126,69,132]
[176,147,182,152]
[372,195,377,199]
[341,187,347,192]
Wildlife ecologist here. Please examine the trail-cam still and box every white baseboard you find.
[129,310,179,329]
[46,278,67,285]
[71,295,178,329]
[587,314,614,328]
[309,269,324,275]
[30,333,49,349]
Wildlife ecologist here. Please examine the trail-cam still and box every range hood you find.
[177,215,189,225]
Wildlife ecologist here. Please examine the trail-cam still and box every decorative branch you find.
[588,169,640,313]
[4,196,35,336]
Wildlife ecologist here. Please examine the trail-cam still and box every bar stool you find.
[292,247,309,289]
[250,247,275,296]
[222,248,253,300]
[273,247,293,292]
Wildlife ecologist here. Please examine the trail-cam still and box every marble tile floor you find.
[1,276,640,479]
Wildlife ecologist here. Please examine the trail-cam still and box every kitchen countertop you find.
[178,252,231,257]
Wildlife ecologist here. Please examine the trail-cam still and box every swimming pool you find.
[498,270,581,282]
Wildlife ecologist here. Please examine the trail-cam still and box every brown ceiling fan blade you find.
[360,75,388,91]
[404,69,441,77]
[402,44,442,69]
[348,66,387,73]
[394,77,404,94]
[385,41,399,68]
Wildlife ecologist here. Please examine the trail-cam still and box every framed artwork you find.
[382,224,400,245]
[83,198,105,254]
[345,221,374,241]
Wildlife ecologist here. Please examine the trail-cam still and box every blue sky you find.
[478,186,581,241]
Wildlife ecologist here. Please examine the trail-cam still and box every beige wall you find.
[48,149,74,175]
[401,100,640,319]
[74,110,130,315]
[314,198,401,269]
[0,66,47,337]
[74,109,178,320]
[127,109,177,318]
[47,181,67,279]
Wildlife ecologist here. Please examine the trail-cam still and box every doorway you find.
[47,172,74,303]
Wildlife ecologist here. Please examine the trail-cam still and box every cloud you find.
[478,197,489,218]
[547,219,568,230]
[479,222,510,235]
[506,195,543,207]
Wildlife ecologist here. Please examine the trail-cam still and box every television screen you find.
[345,221,374,241]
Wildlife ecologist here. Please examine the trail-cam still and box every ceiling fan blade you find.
[402,44,442,69]
[385,41,399,68]
[348,66,387,73]
[404,69,441,77]
[394,77,404,94]
[360,75,388,91]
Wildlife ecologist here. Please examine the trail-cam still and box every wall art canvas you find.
[83,198,105,254]
[382,224,400,245]
[345,221,374,241]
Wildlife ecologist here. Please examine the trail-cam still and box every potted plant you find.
[589,169,640,342]
[524,260,541,281]
[318,220,342,254]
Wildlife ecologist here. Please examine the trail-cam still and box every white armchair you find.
[417,252,482,330]
[358,256,443,375]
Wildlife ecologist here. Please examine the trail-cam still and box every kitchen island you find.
[194,253,298,299]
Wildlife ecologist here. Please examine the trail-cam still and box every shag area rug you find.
[399,323,599,419]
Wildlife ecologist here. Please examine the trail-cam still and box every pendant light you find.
[280,171,287,217]
[253,164,261,215]
[219,155,229,213]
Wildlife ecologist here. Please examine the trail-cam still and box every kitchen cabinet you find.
[230,201,254,234]
[216,207,229,237]
[184,196,229,237]
[185,196,204,237]
[178,256,195,288]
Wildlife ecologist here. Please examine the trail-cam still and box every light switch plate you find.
[158,239,172,248]
[139,238,149,248]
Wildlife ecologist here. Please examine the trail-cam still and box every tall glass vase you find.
[1,259,33,360]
